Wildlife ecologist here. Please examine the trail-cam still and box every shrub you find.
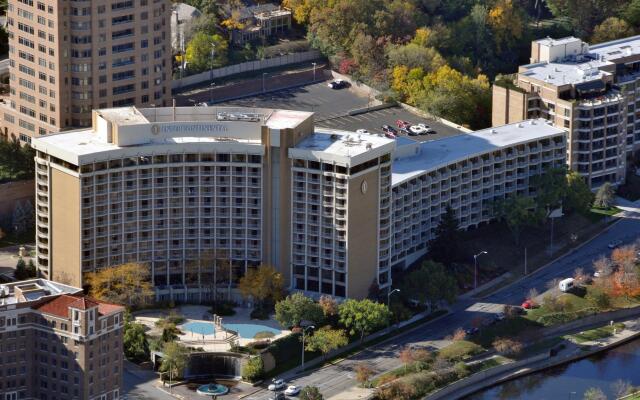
[212,300,236,316]
[535,307,599,326]
[300,385,324,400]
[375,380,416,400]
[451,328,467,341]
[242,356,264,382]
[266,333,302,366]
[254,331,276,340]
[250,307,270,320]
[492,337,524,356]
[248,340,271,350]
[437,340,482,361]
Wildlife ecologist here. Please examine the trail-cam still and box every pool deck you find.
[134,305,291,351]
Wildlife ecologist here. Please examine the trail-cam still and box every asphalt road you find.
[123,360,175,400]
[244,213,640,400]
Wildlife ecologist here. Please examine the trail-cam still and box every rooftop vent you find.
[217,111,262,122]
[517,123,523,128]
[366,143,373,150]
[490,129,498,134]
[330,134,340,141]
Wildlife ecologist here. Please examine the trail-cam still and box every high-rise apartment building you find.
[31,106,565,300]
[492,35,640,188]
[0,278,124,400]
[0,0,171,144]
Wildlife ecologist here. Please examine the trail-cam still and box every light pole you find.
[209,43,216,103]
[209,82,215,105]
[387,288,400,329]
[301,325,315,369]
[312,62,317,82]
[262,72,267,93]
[473,251,488,289]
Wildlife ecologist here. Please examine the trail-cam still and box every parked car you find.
[285,386,301,396]
[327,80,348,89]
[383,131,396,139]
[356,129,370,135]
[268,379,286,391]
[594,270,602,278]
[409,125,428,135]
[521,300,536,309]
[559,277,575,292]
[396,119,411,129]
[608,239,622,249]
[382,125,398,135]
[414,123,435,134]
[465,327,479,336]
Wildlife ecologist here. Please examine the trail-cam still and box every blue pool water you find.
[183,321,216,336]
[222,323,281,339]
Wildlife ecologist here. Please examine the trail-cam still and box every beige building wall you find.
[50,168,81,286]
[492,85,528,126]
[346,168,380,299]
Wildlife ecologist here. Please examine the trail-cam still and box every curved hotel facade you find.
[32,106,566,300]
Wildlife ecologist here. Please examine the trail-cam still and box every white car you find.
[594,271,602,278]
[409,125,428,135]
[268,379,285,391]
[284,385,301,396]
[356,129,370,135]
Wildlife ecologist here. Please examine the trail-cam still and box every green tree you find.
[338,299,391,342]
[427,205,462,267]
[565,171,594,213]
[401,261,457,311]
[123,322,150,363]
[623,0,640,26]
[531,167,567,210]
[185,32,228,72]
[275,292,324,329]
[14,258,28,280]
[545,0,626,36]
[300,386,324,400]
[238,265,285,310]
[592,17,635,44]
[241,356,264,382]
[26,259,37,278]
[160,342,189,384]
[305,327,348,360]
[161,323,181,343]
[385,43,445,72]
[494,195,542,245]
[594,182,615,209]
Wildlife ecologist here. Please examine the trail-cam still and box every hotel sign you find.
[151,123,230,135]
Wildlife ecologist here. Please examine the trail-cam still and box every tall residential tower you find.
[1,0,172,143]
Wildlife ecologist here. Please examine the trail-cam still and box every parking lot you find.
[215,81,465,141]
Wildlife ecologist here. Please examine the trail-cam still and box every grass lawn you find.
[567,323,625,344]
[589,206,621,218]
[437,340,483,361]
[524,293,594,325]
[472,317,543,348]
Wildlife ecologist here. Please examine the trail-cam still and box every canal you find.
[466,339,640,399]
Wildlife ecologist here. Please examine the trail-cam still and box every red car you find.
[521,299,536,309]
[395,119,411,129]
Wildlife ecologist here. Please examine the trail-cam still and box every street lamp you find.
[387,288,400,329]
[473,251,488,289]
[209,82,215,105]
[209,43,216,103]
[301,325,315,369]
[262,72,267,93]
[312,62,317,82]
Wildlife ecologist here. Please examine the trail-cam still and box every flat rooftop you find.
[391,119,566,186]
[290,129,395,166]
[521,35,640,87]
[0,279,82,306]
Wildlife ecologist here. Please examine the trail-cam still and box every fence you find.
[172,50,323,90]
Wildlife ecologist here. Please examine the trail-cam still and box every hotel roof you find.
[0,279,83,306]
[391,119,566,186]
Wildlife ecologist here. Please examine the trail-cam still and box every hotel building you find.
[31,106,566,300]
[493,35,640,188]
[0,278,124,400]
[1,0,172,144]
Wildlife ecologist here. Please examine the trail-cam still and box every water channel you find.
[466,339,640,399]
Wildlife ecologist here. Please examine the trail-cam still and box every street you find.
[123,360,175,400]
[244,212,640,400]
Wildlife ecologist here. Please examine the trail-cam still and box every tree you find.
[611,379,633,399]
[318,295,338,317]
[427,205,463,266]
[487,0,524,51]
[492,337,523,356]
[611,245,637,273]
[160,342,189,385]
[338,299,391,342]
[354,363,375,388]
[401,260,457,312]
[592,17,635,44]
[238,265,284,309]
[123,322,150,363]
[494,195,542,245]
[623,0,640,26]
[566,171,593,213]
[594,256,613,276]
[161,323,181,343]
[594,182,615,209]
[14,258,28,280]
[241,356,264,382]
[85,263,154,308]
[26,259,36,278]
[275,292,324,328]
[531,167,567,210]
[545,0,626,36]
[185,32,228,72]
[300,386,323,400]
[527,288,539,306]
[305,327,348,360]
[399,346,415,372]
[583,387,607,400]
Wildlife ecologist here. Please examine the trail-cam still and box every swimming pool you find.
[183,321,216,336]
[222,323,281,339]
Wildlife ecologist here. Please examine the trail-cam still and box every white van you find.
[559,278,575,292]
